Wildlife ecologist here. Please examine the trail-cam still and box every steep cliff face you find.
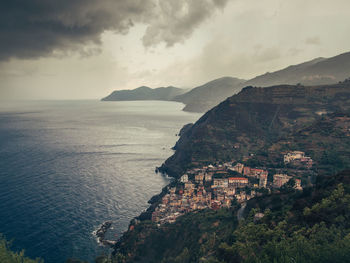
[159,82,350,177]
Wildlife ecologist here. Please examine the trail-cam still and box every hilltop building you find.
[284,151,313,169]
[284,151,305,163]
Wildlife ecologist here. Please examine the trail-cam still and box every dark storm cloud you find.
[0,0,228,61]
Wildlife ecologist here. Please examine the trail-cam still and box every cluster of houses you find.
[284,151,313,169]
[151,151,309,224]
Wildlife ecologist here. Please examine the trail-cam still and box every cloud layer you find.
[0,0,228,61]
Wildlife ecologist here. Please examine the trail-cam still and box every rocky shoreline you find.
[94,221,116,247]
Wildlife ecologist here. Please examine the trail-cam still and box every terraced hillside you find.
[159,81,350,177]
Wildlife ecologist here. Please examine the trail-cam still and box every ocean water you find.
[0,100,200,263]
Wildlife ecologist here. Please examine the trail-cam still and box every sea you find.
[0,100,201,263]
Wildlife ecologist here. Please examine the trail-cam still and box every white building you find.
[180,174,188,183]
[284,151,305,163]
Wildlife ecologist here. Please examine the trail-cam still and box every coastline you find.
[110,143,183,254]
[110,121,196,242]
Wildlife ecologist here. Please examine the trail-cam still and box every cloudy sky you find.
[1,0,350,100]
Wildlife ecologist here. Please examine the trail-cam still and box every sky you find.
[0,0,350,100]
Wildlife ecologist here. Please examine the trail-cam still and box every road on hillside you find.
[237,202,247,221]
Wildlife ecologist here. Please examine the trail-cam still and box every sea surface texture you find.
[0,100,200,263]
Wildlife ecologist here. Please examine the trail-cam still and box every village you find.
[152,151,311,224]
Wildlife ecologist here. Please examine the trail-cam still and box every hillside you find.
[109,80,350,263]
[113,170,350,263]
[159,81,350,177]
[172,77,246,113]
[101,86,185,101]
[247,112,350,175]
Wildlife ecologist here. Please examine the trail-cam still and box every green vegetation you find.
[114,208,239,263]
[113,82,350,262]
[160,82,350,178]
[0,234,43,263]
[217,181,350,262]
[114,170,350,263]
[246,112,350,176]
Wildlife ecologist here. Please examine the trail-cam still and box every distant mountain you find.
[172,77,246,112]
[101,86,186,101]
[246,51,350,87]
[175,51,350,112]
[102,51,350,112]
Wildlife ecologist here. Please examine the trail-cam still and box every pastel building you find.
[228,177,248,188]
[259,173,267,188]
[212,178,229,188]
[273,174,291,188]
[231,163,244,174]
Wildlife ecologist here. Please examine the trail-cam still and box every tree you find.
[0,234,43,263]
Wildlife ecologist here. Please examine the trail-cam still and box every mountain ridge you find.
[172,76,246,113]
[175,51,350,112]
[101,86,186,101]
[102,51,350,113]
